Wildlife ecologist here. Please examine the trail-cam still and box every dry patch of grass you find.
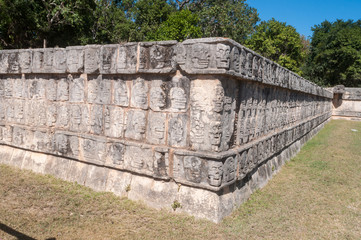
[1,120,361,239]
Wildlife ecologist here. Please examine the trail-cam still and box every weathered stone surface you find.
[0,38,334,223]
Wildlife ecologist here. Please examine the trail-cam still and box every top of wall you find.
[0,37,332,98]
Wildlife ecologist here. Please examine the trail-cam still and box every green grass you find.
[1,120,360,239]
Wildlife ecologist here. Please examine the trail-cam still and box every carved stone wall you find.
[0,38,333,222]
[330,86,361,120]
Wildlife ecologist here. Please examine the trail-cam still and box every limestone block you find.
[87,75,111,104]
[19,50,32,73]
[0,50,20,73]
[105,142,125,168]
[32,49,53,73]
[65,160,89,185]
[127,175,177,210]
[52,48,67,73]
[79,135,106,165]
[104,106,125,138]
[100,45,117,74]
[44,156,71,179]
[116,43,137,74]
[105,169,132,197]
[10,148,26,169]
[124,145,153,176]
[138,41,177,73]
[153,148,170,180]
[66,46,84,73]
[130,77,148,109]
[28,77,46,99]
[69,104,90,133]
[112,78,129,106]
[13,76,28,98]
[33,130,52,153]
[167,113,188,147]
[52,132,79,158]
[84,45,100,74]
[125,109,147,141]
[84,165,108,192]
[146,111,166,145]
[0,145,14,164]
[89,104,103,135]
[173,153,238,190]
[45,78,57,101]
[55,103,69,129]
[69,76,85,102]
[190,79,235,152]
[56,77,69,101]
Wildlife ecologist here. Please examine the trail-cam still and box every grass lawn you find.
[0,120,360,240]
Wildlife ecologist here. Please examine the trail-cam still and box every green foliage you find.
[128,0,176,41]
[303,19,361,87]
[0,0,39,49]
[152,9,201,41]
[192,0,259,44]
[245,18,306,75]
[89,0,133,44]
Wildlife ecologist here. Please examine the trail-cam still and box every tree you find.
[151,9,201,41]
[304,19,361,87]
[35,0,96,47]
[245,18,306,75]
[89,0,133,44]
[190,0,259,44]
[128,0,176,41]
[0,0,39,49]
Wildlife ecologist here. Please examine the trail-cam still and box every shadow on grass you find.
[0,222,55,240]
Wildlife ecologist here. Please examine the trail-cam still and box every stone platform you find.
[0,38,333,222]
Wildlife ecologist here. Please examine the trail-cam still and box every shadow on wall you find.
[332,93,343,108]
[0,222,56,240]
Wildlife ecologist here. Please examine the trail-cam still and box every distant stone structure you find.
[0,38,333,222]
[330,85,361,120]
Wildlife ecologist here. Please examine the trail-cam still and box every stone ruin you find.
[329,85,361,120]
[0,38,333,222]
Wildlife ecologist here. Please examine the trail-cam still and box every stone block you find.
[84,45,100,74]
[105,169,132,197]
[138,41,177,73]
[116,43,137,74]
[84,165,108,192]
[125,109,147,141]
[66,46,84,73]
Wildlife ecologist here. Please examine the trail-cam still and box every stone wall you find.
[0,38,333,222]
[330,85,361,120]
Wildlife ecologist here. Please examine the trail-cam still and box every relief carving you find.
[216,43,230,69]
[69,76,84,102]
[125,110,146,141]
[184,156,202,183]
[191,44,210,69]
[150,85,166,111]
[107,143,124,165]
[57,78,69,101]
[113,79,129,106]
[146,112,166,145]
[131,77,148,109]
[168,114,187,147]
[208,161,223,187]
[230,47,240,72]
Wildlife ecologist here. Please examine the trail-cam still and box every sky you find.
[247,0,361,38]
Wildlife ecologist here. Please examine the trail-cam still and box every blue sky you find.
[247,0,361,38]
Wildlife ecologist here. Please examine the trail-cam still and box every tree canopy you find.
[303,19,361,87]
[245,18,307,75]
[0,0,259,48]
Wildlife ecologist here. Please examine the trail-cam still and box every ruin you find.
[0,38,333,222]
